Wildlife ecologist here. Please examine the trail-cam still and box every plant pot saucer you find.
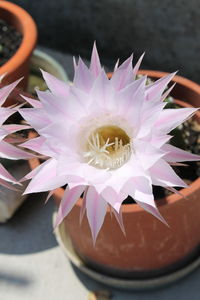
[53,213,200,291]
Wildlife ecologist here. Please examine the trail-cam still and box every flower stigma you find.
[84,125,132,170]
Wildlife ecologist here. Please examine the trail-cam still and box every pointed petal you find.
[19,108,50,131]
[0,178,20,191]
[0,108,15,125]
[20,136,55,157]
[163,144,200,162]
[79,187,88,224]
[150,159,188,188]
[122,175,154,206]
[161,83,176,102]
[90,42,101,77]
[2,124,31,134]
[132,53,145,79]
[0,163,18,183]
[90,69,115,111]
[20,95,42,108]
[24,158,68,194]
[45,190,55,204]
[134,140,166,170]
[111,207,126,236]
[73,57,93,92]
[86,186,107,243]
[0,141,35,159]
[101,187,124,213]
[156,107,199,134]
[41,69,69,98]
[111,55,133,90]
[55,185,85,227]
[0,78,22,106]
[136,200,168,225]
[145,72,177,101]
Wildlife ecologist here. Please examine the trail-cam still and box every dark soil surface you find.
[0,19,22,67]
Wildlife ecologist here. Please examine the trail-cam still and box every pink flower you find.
[0,79,34,190]
[19,44,199,242]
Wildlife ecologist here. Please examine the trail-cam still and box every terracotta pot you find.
[0,1,37,89]
[28,71,200,278]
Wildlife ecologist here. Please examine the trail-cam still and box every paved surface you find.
[0,48,200,299]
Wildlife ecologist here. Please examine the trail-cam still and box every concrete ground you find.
[0,48,200,300]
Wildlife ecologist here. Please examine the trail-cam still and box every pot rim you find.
[27,70,200,213]
[0,1,37,77]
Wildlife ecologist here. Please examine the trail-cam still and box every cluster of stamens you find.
[83,125,132,170]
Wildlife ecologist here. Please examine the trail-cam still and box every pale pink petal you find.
[55,185,85,227]
[111,55,133,90]
[41,69,69,98]
[2,124,31,134]
[0,108,16,125]
[155,107,198,134]
[161,83,176,102]
[45,190,55,204]
[86,186,107,243]
[73,57,93,92]
[136,200,168,225]
[111,207,126,236]
[133,140,166,170]
[149,134,172,148]
[150,159,188,188]
[0,178,20,191]
[117,76,146,130]
[20,159,47,182]
[145,72,177,101]
[19,108,50,131]
[132,53,145,79]
[122,176,154,206]
[101,186,124,213]
[0,163,18,183]
[162,144,200,162]
[113,59,119,72]
[79,186,88,224]
[20,95,42,108]
[0,141,35,159]
[20,136,56,157]
[90,69,116,111]
[90,42,102,77]
[24,158,68,194]
[0,78,22,106]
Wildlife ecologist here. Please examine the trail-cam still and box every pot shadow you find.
[0,270,32,288]
[71,262,200,300]
[0,193,58,255]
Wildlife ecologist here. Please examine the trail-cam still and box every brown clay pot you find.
[0,1,37,89]
[28,71,200,278]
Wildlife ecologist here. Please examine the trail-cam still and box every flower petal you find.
[136,200,168,225]
[145,72,177,101]
[0,140,35,159]
[111,55,133,90]
[162,143,200,162]
[24,158,68,194]
[73,57,93,92]
[150,159,188,188]
[155,107,198,134]
[41,69,69,98]
[86,186,107,243]
[90,42,102,77]
[55,185,85,227]
[0,78,22,106]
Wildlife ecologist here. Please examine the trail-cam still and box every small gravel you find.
[0,19,22,67]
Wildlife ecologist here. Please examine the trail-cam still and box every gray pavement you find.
[0,48,200,299]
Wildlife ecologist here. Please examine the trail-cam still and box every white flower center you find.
[83,125,132,170]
